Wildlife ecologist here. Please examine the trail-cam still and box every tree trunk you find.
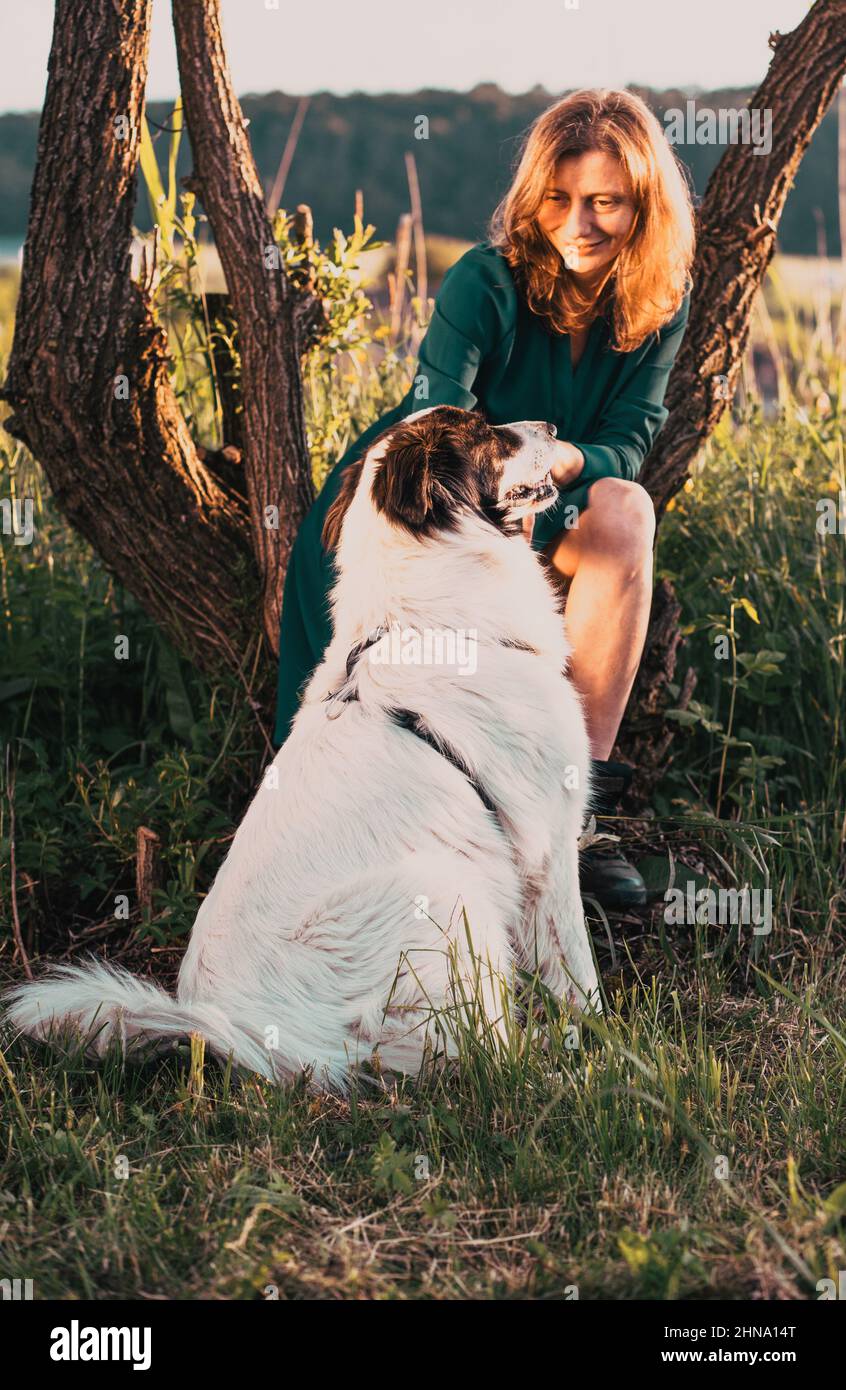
[616,0,846,801]
[171,0,324,657]
[0,0,256,687]
[642,0,846,516]
[0,0,323,744]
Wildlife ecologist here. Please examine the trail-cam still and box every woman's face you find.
[536,149,636,281]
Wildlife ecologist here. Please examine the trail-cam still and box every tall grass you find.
[1,929,843,1298]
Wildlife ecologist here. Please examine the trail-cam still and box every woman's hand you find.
[549,440,585,488]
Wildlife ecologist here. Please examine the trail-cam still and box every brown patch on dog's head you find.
[321,406,559,551]
[322,458,365,553]
[370,406,523,538]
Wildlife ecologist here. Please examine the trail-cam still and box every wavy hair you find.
[488,88,695,352]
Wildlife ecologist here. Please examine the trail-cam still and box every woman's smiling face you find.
[537,149,637,281]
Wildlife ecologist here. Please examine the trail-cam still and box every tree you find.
[0,0,321,753]
[3,0,846,769]
[616,0,846,796]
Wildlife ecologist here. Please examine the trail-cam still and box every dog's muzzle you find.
[503,472,558,506]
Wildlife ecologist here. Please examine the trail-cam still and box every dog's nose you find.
[546,422,557,438]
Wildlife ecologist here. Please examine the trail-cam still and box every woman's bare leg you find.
[541,477,655,761]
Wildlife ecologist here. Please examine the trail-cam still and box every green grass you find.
[1,252,844,1299]
[2,935,844,1299]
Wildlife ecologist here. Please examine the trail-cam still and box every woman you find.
[273,87,695,909]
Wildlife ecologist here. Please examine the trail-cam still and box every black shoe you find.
[579,759,647,910]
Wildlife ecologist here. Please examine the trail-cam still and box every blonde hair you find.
[488,88,695,352]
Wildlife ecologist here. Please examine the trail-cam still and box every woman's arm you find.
[559,294,691,489]
[403,247,516,411]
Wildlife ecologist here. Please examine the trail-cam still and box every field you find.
[0,239,844,1300]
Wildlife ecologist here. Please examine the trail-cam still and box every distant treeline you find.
[0,83,839,255]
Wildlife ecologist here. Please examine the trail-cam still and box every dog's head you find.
[323,405,561,551]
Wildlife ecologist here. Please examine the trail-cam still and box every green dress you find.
[273,240,690,747]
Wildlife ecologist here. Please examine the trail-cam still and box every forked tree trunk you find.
[171,0,325,656]
[0,0,255,684]
[2,0,845,767]
[0,0,320,741]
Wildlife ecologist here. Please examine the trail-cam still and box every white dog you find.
[4,405,600,1089]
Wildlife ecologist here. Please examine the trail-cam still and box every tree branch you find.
[642,0,846,516]
[619,0,846,795]
[172,0,320,657]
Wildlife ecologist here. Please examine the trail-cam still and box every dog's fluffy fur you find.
[4,405,600,1089]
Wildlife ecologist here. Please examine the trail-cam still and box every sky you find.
[0,0,817,115]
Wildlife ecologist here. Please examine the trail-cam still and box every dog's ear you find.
[372,436,435,528]
[322,459,363,552]
[371,416,460,532]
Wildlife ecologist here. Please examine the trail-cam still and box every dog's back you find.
[4,407,599,1088]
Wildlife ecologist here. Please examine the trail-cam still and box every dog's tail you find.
[2,962,326,1086]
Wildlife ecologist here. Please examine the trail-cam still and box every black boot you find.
[579,759,647,909]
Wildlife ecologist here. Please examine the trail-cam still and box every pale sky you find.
[0,0,816,114]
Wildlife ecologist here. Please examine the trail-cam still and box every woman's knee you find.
[582,478,656,554]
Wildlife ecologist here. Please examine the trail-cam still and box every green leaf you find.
[0,678,34,701]
[370,1133,415,1195]
[139,118,168,237]
[738,597,760,624]
[165,95,183,225]
[634,855,675,895]
[823,1182,846,1222]
[666,708,700,726]
[156,639,195,742]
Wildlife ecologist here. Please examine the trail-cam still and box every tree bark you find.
[617,0,846,800]
[0,0,256,686]
[171,0,324,657]
[643,0,846,516]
